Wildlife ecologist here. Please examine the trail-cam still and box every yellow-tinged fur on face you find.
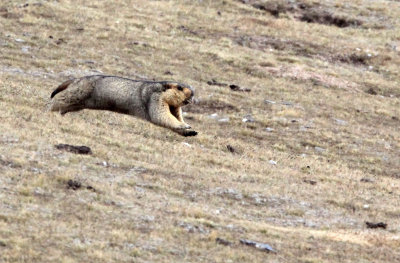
[161,83,194,107]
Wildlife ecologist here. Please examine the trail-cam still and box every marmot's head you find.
[161,82,195,107]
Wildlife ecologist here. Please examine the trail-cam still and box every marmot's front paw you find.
[182,130,198,137]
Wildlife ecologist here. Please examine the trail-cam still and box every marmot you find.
[49,75,198,136]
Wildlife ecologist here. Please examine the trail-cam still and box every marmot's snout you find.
[183,85,195,105]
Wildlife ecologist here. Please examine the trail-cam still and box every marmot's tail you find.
[51,79,74,98]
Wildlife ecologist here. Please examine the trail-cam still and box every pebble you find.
[208,113,218,119]
[242,114,254,123]
[314,146,326,153]
[182,142,191,148]
[218,117,230,122]
[281,101,293,106]
[240,239,276,253]
[269,160,277,165]
[334,118,347,126]
[21,46,30,53]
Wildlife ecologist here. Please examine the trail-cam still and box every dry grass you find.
[1,0,399,262]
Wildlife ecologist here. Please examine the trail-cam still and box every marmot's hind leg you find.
[60,105,85,115]
[50,77,95,115]
[50,100,85,115]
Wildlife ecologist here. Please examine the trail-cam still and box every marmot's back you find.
[83,76,158,119]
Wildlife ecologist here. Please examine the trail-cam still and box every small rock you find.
[34,187,45,195]
[366,88,377,95]
[54,144,92,154]
[242,114,254,123]
[31,167,41,173]
[218,117,230,122]
[182,142,191,148]
[140,215,155,222]
[215,188,243,200]
[240,239,276,253]
[208,113,218,119]
[15,38,25,43]
[363,204,370,209]
[86,185,96,192]
[314,146,326,153]
[333,118,347,126]
[251,194,267,205]
[67,180,81,190]
[135,186,145,193]
[269,160,277,165]
[265,127,274,132]
[56,38,65,45]
[281,101,293,106]
[229,84,251,92]
[21,46,30,53]
[225,188,243,200]
[73,238,84,247]
[226,224,235,230]
[216,237,232,246]
[128,167,147,174]
[55,144,92,155]
[303,179,317,185]
[304,221,318,228]
[360,177,374,183]
[207,79,227,87]
[366,221,387,229]
[226,145,235,153]
[178,222,207,234]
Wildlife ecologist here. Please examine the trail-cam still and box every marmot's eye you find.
[177,86,183,91]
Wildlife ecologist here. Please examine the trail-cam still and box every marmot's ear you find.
[162,83,178,91]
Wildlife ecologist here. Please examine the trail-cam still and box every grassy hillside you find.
[0,0,399,262]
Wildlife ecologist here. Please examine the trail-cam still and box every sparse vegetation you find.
[0,0,399,262]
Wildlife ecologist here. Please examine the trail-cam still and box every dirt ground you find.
[0,0,399,262]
